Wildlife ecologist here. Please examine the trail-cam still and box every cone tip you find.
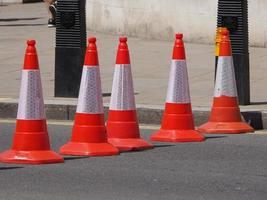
[116,37,130,64]
[88,37,96,43]
[119,37,127,43]
[84,37,99,66]
[175,33,183,39]
[27,40,36,46]
[219,28,231,56]
[24,39,39,69]
[172,33,185,59]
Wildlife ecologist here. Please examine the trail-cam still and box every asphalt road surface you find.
[0,121,266,200]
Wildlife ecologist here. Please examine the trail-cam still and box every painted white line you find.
[0,119,16,124]
[0,119,73,126]
[139,124,160,130]
[47,120,73,126]
[0,98,12,101]
[249,131,267,135]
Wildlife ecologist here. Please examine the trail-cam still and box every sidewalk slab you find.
[0,3,267,130]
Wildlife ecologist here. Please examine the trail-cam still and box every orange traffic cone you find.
[60,37,119,156]
[198,30,254,134]
[215,27,228,58]
[150,33,205,142]
[0,40,64,164]
[106,37,153,151]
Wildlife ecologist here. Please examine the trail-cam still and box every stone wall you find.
[86,0,267,47]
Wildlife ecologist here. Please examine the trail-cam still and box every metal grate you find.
[217,0,249,54]
[56,0,86,48]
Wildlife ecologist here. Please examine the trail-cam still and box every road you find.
[0,121,266,200]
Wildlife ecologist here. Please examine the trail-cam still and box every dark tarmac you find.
[0,122,266,200]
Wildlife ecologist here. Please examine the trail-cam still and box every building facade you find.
[86,0,267,47]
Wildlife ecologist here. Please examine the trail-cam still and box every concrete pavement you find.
[0,2,267,128]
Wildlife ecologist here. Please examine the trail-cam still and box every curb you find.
[0,100,266,130]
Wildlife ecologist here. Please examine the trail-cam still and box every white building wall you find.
[249,0,267,47]
[86,0,267,47]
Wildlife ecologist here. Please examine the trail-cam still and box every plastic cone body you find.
[151,34,204,142]
[198,30,254,134]
[106,37,153,151]
[215,27,228,57]
[60,38,119,156]
[0,40,64,164]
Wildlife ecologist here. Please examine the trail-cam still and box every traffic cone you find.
[0,40,64,164]
[60,37,119,156]
[150,33,205,142]
[198,30,254,134]
[215,27,228,58]
[106,37,153,151]
[215,27,228,78]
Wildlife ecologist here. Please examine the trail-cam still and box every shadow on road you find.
[250,101,267,105]
[153,144,175,148]
[63,156,89,161]
[205,135,227,140]
[121,144,174,154]
[0,166,23,170]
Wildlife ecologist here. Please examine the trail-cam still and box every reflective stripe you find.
[214,56,237,97]
[109,64,136,110]
[17,70,45,120]
[76,66,104,114]
[166,60,191,103]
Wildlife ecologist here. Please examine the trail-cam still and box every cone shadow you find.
[250,102,267,105]
[120,147,153,154]
[153,144,175,148]
[63,156,89,161]
[0,166,23,170]
[120,144,173,154]
[205,135,227,140]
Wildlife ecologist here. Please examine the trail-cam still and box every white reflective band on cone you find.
[214,56,237,97]
[166,60,191,103]
[17,70,45,119]
[76,66,104,114]
[109,64,136,110]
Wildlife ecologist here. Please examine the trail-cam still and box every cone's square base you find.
[60,142,119,156]
[0,150,64,164]
[108,138,153,152]
[197,122,254,134]
[150,129,205,142]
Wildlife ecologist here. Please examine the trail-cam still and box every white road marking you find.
[248,131,267,135]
